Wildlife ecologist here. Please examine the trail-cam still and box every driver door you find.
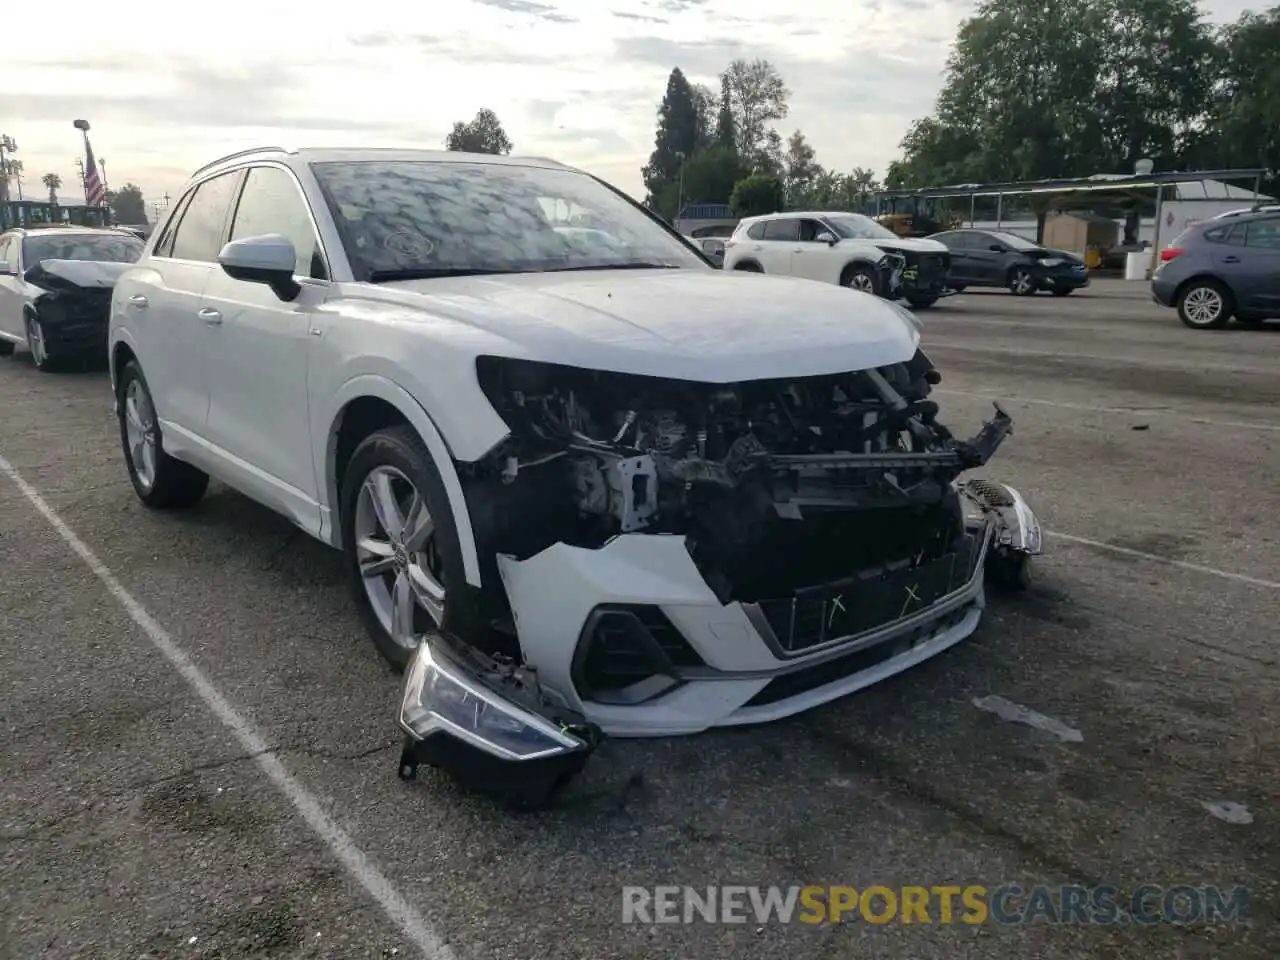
[966,233,1006,284]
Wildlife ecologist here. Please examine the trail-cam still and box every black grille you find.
[743,603,976,707]
[572,604,704,705]
[757,532,981,655]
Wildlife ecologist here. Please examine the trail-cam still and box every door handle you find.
[1221,255,1240,263]
[198,307,223,326]
[127,294,148,308]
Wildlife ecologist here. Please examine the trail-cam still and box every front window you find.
[309,159,708,280]
[21,232,143,266]
[990,231,1038,250]
[823,214,900,241]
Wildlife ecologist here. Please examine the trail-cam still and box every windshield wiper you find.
[540,262,682,273]
[366,267,519,282]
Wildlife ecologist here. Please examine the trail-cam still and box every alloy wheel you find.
[1012,269,1034,295]
[26,318,47,367]
[353,465,446,650]
[1182,287,1223,326]
[123,378,158,491]
[848,272,875,293]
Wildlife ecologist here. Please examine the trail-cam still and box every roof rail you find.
[189,145,291,180]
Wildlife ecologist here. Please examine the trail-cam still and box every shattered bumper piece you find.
[962,479,1043,588]
[397,633,603,807]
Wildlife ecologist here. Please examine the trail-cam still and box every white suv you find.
[108,147,1038,795]
[723,211,953,308]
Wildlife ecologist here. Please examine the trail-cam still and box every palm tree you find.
[0,158,20,202]
[42,172,62,205]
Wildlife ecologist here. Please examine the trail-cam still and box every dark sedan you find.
[928,229,1090,297]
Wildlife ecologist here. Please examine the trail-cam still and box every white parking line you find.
[0,454,456,960]
[1046,530,1280,590]
[936,388,1280,434]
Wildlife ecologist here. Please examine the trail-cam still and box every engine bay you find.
[460,352,1013,619]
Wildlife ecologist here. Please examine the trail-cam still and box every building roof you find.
[676,202,732,220]
[880,169,1270,200]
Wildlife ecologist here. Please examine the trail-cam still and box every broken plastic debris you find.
[971,695,1084,743]
[188,936,198,945]
[1200,801,1252,824]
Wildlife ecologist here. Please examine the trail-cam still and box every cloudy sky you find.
[4,0,1259,212]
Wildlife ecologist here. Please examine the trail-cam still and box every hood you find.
[24,258,133,293]
[354,269,922,382]
[874,237,949,253]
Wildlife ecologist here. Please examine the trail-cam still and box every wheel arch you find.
[731,258,763,272]
[108,330,141,404]
[838,258,883,287]
[323,375,484,587]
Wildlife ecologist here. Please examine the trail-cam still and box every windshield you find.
[22,232,143,266]
[310,159,708,279]
[824,214,900,242]
[990,231,1038,250]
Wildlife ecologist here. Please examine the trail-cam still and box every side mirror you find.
[217,234,300,301]
[816,232,838,245]
[989,244,1005,253]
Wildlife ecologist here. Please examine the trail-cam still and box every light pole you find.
[674,150,687,228]
[0,133,16,205]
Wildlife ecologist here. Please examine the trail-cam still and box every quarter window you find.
[169,171,242,262]
[745,221,766,240]
[229,166,327,279]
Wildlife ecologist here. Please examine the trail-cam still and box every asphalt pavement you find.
[1,279,1276,959]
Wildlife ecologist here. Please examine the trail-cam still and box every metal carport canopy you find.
[878,168,1269,200]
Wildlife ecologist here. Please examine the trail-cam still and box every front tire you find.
[1008,266,1038,296]
[341,425,482,672]
[907,295,938,309]
[26,314,57,372]
[116,360,210,508]
[1177,280,1232,330]
[841,264,880,296]
[1051,287,1073,297]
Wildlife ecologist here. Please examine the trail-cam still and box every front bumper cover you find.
[397,479,1043,802]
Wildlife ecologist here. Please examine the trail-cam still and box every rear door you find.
[1233,217,1280,311]
[966,232,1007,284]
[758,218,800,274]
[932,232,968,282]
[122,169,243,438]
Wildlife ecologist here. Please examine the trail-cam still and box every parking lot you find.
[1,278,1276,959]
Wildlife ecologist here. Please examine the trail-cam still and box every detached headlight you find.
[399,637,588,762]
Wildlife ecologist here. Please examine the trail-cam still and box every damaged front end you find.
[23,259,133,360]
[397,348,1042,804]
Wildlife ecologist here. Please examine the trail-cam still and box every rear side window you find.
[761,219,799,241]
[170,171,242,262]
[152,190,195,258]
[1243,217,1280,250]
[742,221,765,240]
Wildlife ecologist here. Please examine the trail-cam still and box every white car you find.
[108,147,1040,803]
[723,211,953,308]
[0,226,143,370]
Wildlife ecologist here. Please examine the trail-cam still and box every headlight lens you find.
[1039,258,1065,268]
[399,639,587,762]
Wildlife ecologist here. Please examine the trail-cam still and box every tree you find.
[642,67,703,209]
[1206,7,1280,182]
[691,83,717,145]
[110,183,147,224]
[444,108,513,155]
[783,130,821,205]
[720,58,790,167]
[42,172,61,205]
[730,173,785,217]
[713,76,737,153]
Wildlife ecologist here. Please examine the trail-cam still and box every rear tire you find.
[1176,279,1232,330]
[841,264,880,296]
[116,360,210,509]
[1008,266,1038,296]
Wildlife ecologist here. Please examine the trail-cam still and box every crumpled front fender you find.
[959,479,1043,556]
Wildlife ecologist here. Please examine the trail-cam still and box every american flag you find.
[82,136,106,207]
